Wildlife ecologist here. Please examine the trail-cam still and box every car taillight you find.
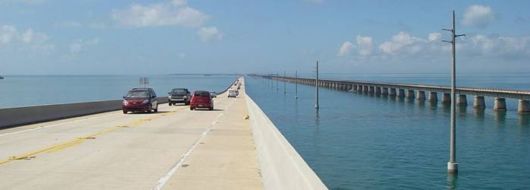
[122,100,128,105]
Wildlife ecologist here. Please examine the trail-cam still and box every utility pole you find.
[295,71,298,99]
[283,71,287,95]
[276,72,279,92]
[315,61,319,110]
[443,10,465,174]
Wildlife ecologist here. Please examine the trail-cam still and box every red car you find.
[190,90,214,110]
[122,88,159,114]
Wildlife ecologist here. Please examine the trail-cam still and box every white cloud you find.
[379,32,425,55]
[197,26,223,42]
[337,41,353,56]
[356,35,373,56]
[0,25,50,47]
[69,38,99,54]
[428,32,442,42]
[462,5,495,28]
[112,1,208,28]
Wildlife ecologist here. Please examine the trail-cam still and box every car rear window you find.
[194,91,210,97]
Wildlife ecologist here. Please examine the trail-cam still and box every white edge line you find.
[153,98,237,190]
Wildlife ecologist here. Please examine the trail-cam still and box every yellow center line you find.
[0,106,185,166]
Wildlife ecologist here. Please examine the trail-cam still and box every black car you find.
[122,88,159,114]
[168,88,191,106]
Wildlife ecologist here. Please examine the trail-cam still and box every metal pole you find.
[276,72,279,92]
[295,71,298,99]
[283,71,286,95]
[443,10,464,174]
[315,61,319,110]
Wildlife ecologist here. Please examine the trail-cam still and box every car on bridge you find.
[228,90,238,98]
[190,90,214,110]
[168,88,191,106]
[122,88,158,114]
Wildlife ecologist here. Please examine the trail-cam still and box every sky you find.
[1,0,529,75]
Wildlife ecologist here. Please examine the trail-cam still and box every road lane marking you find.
[0,111,170,166]
[153,97,237,190]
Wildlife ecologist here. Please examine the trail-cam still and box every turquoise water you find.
[246,74,530,190]
[0,75,236,109]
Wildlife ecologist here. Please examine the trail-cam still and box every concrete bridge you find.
[0,78,327,190]
[259,75,530,113]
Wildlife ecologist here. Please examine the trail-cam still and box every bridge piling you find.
[442,93,451,104]
[518,100,530,113]
[382,88,389,96]
[389,88,397,97]
[398,89,406,98]
[457,95,467,106]
[417,91,426,101]
[375,87,382,96]
[429,92,438,103]
[473,96,486,109]
[406,90,415,99]
[494,98,507,111]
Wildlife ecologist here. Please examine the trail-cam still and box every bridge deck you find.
[0,80,263,190]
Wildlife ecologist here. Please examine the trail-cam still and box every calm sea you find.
[0,75,237,109]
[246,73,530,190]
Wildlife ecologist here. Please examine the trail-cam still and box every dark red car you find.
[122,88,159,114]
[190,90,214,110]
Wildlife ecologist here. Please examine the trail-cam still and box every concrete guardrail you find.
[0,97,168,129]
[246,96,328,190]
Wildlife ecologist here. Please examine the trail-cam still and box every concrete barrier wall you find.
[245,96,328,190]
[0,97,168,129]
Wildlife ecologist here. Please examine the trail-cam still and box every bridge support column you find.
[398,89,405,98]
[389,88,397,97]
[416,91,426,101]
[356,85,362,92]
[457,95,467,106]
[375,87,382,96]
[363,86,369,93]
[406,90,415,99]
[382,88,389,96]
[429,92,438,103]
[368,86,374,94]
[442,93,451,104]
[473,96,485,109]
[518,99,530,113]
[494,97,506,111]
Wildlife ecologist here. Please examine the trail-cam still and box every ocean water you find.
[246,73,530,190]
[0,75,237,109]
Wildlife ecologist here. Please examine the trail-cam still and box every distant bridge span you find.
[255,74,530,113]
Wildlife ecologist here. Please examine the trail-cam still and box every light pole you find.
[315,61,319,110]
[295,71,298,99]
[443,10,465,174]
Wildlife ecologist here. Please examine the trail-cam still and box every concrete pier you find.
[442,93,451,104]
[389,88,397,97]
[375,87,382,96]
[398,89,406,98]
[382,88,389,96]
[369,86,375,94]
[494,97,507,111]
[473,96,486,109]
[457,94,467,106]
[429,92,438,103]
[518,99,530,113]
[406,90,415,99]
[417,91,426,101]
[363,86,369,93]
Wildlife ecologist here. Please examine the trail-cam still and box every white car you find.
[228,90,238,98]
